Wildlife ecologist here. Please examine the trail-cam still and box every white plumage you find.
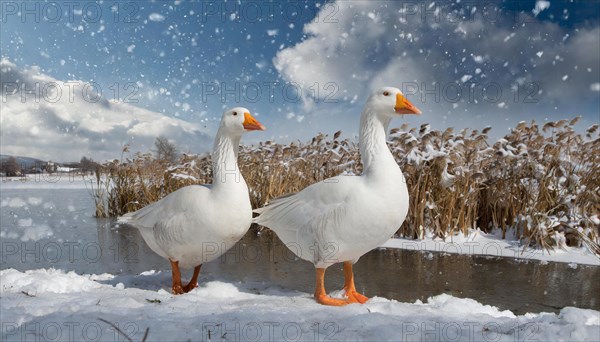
[119,107,265,294]
[119,184,249,268]
[254,87,421,305]
[254,173,408,268]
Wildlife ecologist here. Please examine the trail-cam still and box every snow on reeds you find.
[95,118,599,253]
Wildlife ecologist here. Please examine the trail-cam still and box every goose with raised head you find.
[119,107,265,294]
[253,87,421,306]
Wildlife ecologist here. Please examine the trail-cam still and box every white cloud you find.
[0,59,210,161]
[273,1,599,132]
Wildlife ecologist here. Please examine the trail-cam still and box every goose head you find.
[366,87,421,118]
[220,107,266,135]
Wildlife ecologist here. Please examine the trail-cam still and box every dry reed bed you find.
[94,118,600,254]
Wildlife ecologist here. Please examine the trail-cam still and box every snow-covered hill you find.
[0,154,46,169]
[0,59,211,161]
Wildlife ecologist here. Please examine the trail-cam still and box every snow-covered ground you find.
[2,268,599,342]
[383,229,600,267]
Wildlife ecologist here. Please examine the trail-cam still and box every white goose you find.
[254,87,421,306]
[120,107,265,294]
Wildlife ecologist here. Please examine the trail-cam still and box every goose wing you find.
[254,176,371,264]
[118,185,214,257]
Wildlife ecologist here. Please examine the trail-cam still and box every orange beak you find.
[395,93,422,115]
[243,112,266,131]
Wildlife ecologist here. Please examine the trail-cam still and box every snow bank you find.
[1,268,598,341]
[1,269,110,294]
[383,228,600,266]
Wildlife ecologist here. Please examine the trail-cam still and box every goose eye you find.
[383,91,390,96]
[233,112,238,116]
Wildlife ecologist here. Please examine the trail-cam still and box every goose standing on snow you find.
[254,87,421,306]
[120,108,265,294]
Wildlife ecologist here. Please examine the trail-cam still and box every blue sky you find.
[1,1,319,120]
[1,0,599,160]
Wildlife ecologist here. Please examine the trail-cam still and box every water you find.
[1,186,598,314]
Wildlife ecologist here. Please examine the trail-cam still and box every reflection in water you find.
[1,188,598,315]
[95,218,170,274]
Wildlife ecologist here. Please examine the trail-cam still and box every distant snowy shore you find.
[383,229,600,266]
[1,268,598,342]
[0,175,95,189]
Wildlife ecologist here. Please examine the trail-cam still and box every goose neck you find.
[359,108,395,171]
[212,128,242,187]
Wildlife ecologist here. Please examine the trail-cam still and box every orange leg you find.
[183,265,201,293]
[170,259,184,295]
[314,268,350,306]
[343,261,369,304]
